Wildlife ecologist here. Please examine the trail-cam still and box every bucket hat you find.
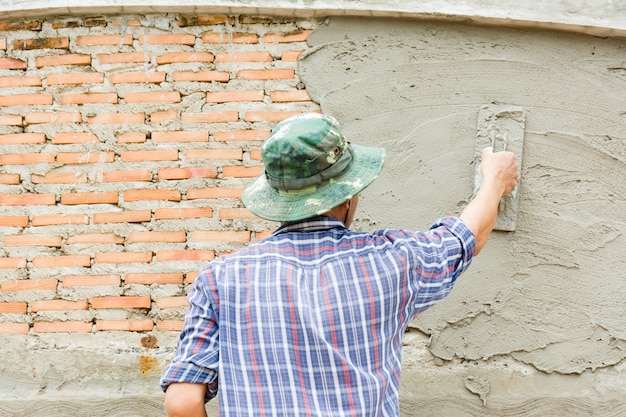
[242,113,385,222]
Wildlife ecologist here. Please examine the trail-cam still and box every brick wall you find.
[0,14,319,335]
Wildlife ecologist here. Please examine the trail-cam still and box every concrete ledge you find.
[0,0,625,38]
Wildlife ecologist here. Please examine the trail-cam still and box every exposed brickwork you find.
[0,13,319,334]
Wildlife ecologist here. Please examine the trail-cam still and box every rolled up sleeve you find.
[160,266,220,402]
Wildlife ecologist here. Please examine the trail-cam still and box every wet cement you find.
[299,16,626,413]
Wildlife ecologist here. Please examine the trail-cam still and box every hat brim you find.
[242,143,385,222]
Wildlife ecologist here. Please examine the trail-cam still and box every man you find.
[161,112,518,416]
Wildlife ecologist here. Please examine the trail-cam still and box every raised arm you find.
[460,147,519,255]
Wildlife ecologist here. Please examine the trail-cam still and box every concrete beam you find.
[0,0,625,38]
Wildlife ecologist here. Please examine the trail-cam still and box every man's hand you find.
[461,147,519,255]
[479,147,519,197]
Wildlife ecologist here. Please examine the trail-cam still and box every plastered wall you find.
[1,2,626,417]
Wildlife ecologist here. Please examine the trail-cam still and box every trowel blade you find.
[472,104,525,231]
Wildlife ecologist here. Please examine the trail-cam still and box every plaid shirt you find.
[161,216,475,416]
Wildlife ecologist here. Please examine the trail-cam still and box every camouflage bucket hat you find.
[242,113,385,222]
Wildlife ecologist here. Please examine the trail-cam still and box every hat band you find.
[266,144,353,191]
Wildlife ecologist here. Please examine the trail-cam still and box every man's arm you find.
[164,382,208,417]
[460,147,518,255]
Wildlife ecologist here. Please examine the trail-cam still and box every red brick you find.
[154,207,212,220]
[155,250,214,262]
[156,320,183,331]
[47,72,104,85]
[93,252,152,264]
[25,112,82,124]
[219,208,259,220]
[33,321,92,333]
[96,52,150,64]
[156,51,214,64]
[187,187,243,199]
[222,166,264,178]
[32,255,91,268]
[95,170,152,183]
[92,296,151,309]
[185,272,199,284]
[184,148,242,161]
[172,71,229,82]
[1,279,58,292]
[0,323,29,334]
[178,15,232,26]
[124,91,181,104]
[150,110,178,123]
[0,38,5,50]
[76,34,133,46]
[0,194,55,206]
[237,69,294,80]
[116,132,147,143]
[139,34,195,45]
[0,302,27,314]
[0,58,27,69]
[87,113,145,124]
[4,235,62,247]
[0,21,41,31]
[157,167,217,180]
[281,50,303,62]
[270,90,311,102]
[124,189,181,202]
[152,130,208,143]
[56,152,115,164]
[32,213,88,226]
[0,114,22,125]
[155,296,188,309]
[255,230,274,240]
[31,172,88,184]
[67,233,124,245]
[14,37,69,50]
[32,172,87,185]
[0,133,45,144]
[120,149,178,162]
[62,274,121,287]
[93,210,152,224]
[96,319,154,332]
[51,132,99,144]
[214,52,272,63]
[206,90,263,103]
[35,54,91,67]
[0,153,54,165]
[0,258,27,269]
[245,111,301,122]
[213,129,270,142]
[0,94,53,106]
[189,230,250,242]
[0,75,41,87]
[202,33,257,44]
[262,30,312,43]
[61,192,118,205]
[127,231,186,243]
[110,72,166,84]
[180,111,238,123]
[60,92,117,105]
[0,173,20,184]
[125,273,183,285]
[31,300,88,312]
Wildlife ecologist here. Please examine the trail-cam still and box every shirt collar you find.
[273,216,346,235]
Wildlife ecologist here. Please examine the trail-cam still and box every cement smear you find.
[300,17,626,414]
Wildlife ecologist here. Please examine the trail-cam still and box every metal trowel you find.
[472,104,525,231]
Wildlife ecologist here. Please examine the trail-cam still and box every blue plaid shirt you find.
[161,216,475,416]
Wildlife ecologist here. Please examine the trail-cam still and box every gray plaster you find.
[300,16,626,412]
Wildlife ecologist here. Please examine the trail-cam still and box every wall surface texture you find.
[0,2,625,417]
